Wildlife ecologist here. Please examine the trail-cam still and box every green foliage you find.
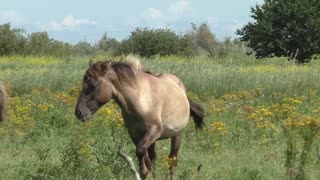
[72,40,95,56]
[25,32,50,55]
[237,0,320,63]
[0,23,96,58]
[24,32,73,58]
[97,33,120,54]
[176,34,197,57]
[117,27,195,57]
[0,23,26,56]
[214,38,251,59]
[46,40,73,58]
[0,23,246,60]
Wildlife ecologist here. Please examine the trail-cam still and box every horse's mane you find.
[85,56,161,85]
[118,55,162,78]
[111,61,137,85]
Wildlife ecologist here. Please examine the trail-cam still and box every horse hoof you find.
[140,169,149,179]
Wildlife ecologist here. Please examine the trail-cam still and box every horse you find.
[0,82,8,122]
[75,57,205,179]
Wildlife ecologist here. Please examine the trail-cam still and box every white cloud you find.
[46,22,63,31]
[145,8,163,20]
[43,15,96,31]
[134,0,194,28]
[169,0,191,16]
[62,16,95,27]
[0,10,28,25]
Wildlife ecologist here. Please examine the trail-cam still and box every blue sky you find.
[0,0,263,43]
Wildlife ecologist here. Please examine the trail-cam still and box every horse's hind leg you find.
[136,125,162,179]
[168,132,182,180]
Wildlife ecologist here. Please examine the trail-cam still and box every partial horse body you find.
[75,57,205,179]
[0,82,8,122]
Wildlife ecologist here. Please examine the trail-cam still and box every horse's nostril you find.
[76,109,83,118]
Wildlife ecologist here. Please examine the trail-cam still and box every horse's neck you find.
[111,81,139,114]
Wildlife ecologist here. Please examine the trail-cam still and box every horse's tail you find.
[0,82,8,122]
[188,98,205,130]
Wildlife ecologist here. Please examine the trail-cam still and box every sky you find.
[0,0,263,44]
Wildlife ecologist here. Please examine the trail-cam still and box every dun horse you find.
[0,82,8,122]
[75,57,205,179]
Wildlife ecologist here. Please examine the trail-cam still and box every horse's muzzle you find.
[75,108,90,122]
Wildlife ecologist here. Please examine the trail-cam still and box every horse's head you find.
[75,60,114,121]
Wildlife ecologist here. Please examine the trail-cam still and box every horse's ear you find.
[102,61,112,68]
[107,61,112,69]
[101,61,112,73]
[89,59,94,67]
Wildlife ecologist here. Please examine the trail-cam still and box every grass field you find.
[1,55,320,179]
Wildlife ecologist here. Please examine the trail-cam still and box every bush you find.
[116,28,195,57]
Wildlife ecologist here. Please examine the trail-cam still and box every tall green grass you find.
[2,55,319,97]
[1,55,320,179]
[142,56,320,97]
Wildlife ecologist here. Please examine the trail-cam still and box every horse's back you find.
[159,73,186,92]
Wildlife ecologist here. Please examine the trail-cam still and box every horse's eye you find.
[86,80,99,88]
[84,83,98,95]
[90,83,98,88]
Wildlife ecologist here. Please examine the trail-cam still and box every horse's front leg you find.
[148,143,157,177]
[148,142,156,166]
[136,125,162,179]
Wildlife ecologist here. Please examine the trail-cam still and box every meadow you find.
[1,54,320,180]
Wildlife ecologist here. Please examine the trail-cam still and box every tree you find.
[25,32,50,55]
[189,22,219,58]
[0,23,26,56]
[237,0,320,63]
[46,40,73,58]
[73,40,95,56]
[97,33,120,53]
[117,28,179,57]
[177,34,197,57]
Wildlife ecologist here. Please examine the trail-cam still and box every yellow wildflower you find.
[165,156,177,167]
[283,97,301,105]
